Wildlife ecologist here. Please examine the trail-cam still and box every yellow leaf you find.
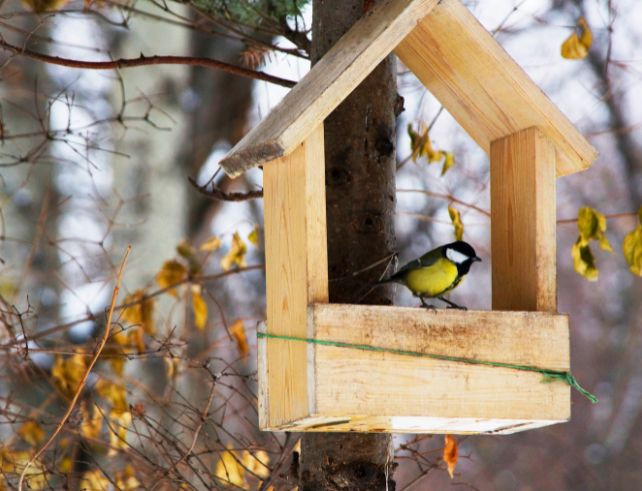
[51,353,87,397]
[230,319,249,357]
[96,380,128,414]
[443,434,458,479]
[156,259,187,296]
[214,445,246,488]
[107,409,132,456]
[59,456,73,474]
[441,152,455,176]
[242,449,270,479]
[200,236,222,252]
[572,240,598,281]
[192,285,208,330]
[80,403,103,440]
[121,290,155,336]
[448,206,464,241]
[622,207,642,276]
[407,123,442,163]
[220,232,247,271]
[116,465,141,490]
[17,421,45,446]
[0,450,46,489]
[248,225,260,246]
[80,469,110,491]
[176,239,196,260]
[561,17,592,60]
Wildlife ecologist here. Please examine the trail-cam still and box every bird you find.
[381,240,481,309]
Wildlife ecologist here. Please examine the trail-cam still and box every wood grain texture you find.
[260,303,570,434]
[491,127,557,312]
[260,125,328,429]
[394,0,597,177]
[219,0,439,177]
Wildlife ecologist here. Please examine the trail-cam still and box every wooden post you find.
[260,124,328,428]
[490,127,557,312]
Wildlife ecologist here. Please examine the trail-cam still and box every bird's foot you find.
[438,296,468,310]
[419,298,437,311]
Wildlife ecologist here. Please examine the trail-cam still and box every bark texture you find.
[300,1,398,489]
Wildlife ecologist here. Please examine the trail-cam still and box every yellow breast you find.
[403,258,459,297]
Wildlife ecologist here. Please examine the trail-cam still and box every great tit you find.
[382,240,481,309]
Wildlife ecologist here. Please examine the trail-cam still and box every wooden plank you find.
[219,0,439,177]
[490,127,557,311]
[309,304,570,427]
[395,0,597,176]
[261,125,328,429]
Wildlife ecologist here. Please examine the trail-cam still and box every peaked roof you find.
[220,0,597,178]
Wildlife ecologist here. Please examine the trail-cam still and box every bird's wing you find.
[391,246,442,278]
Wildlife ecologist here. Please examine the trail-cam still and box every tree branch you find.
[0,37,296,88]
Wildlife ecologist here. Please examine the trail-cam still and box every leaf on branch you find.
[572,207,613,280]
[448,206,464,241]
[242,449,270,479]
[200,236,222,252]
[441,152,456,176]
[115,465,141,491]
[214,444,246,488]
[22,0,70,14]
[80,403,103,440]
[17,421,45,447]
[221,232,247,271]
[192,285,208,330]
[80,469,110,491]
[443,434,458,479]
[622,206,642,276]
[0,450,47,489]
[561,17,593,60]
[230,319,249,357]
[248,225,260,246]
[121,290,155,336]
[156,260,188,296]
[51,353,87,398]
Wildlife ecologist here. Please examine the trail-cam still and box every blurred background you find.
[0,0,640,489]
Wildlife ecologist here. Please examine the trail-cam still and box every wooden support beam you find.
[490,127,557,312]
[259,125,328,428]
[219,0,439,177]
[260,304,570,434]
[395,0,596,177]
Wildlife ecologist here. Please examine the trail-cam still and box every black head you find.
[443,241,481,275]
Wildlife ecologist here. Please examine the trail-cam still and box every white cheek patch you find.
[446,248,469,264]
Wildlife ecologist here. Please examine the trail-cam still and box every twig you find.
[17,245,132,491]
[0,37,296,88]
[188,176,264,201]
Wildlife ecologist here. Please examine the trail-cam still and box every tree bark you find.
[300,1,398,489]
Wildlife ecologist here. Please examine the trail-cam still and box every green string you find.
[257,332,598,403]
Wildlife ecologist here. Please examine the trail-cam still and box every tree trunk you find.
[300,1,399,489]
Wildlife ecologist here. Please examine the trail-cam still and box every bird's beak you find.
[473,256,482,262]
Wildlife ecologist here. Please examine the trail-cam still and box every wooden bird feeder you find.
[219,0,597,434]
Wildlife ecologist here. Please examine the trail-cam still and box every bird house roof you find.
[219,0,597,178]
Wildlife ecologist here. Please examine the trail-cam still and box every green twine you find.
[257,331,598,403]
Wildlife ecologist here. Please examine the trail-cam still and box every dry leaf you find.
[80,403,103,440]
[96,379,128,414]
[561,17,592,59]
[242,449,270,479]
[121,290,155,336]
[448,206,464,241]
[248,225,260,246]
[80,469,110,490]
[115,464,141,490]
[622,206,642,276]
[156,259,187,296]
[443,434,458,479]
[230,319,249,357]
[0,450,47,489]
[17,421,45,446]
[200,236,222,252]
[220,232,247,271]
[192,285,208,330]
[214,444,246,488]
[441,152,455,176]
[22,0,70,13]
[572,207,613,280]
[51,353,87,397]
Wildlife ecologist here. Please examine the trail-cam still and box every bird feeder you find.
[219,0,597,434]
